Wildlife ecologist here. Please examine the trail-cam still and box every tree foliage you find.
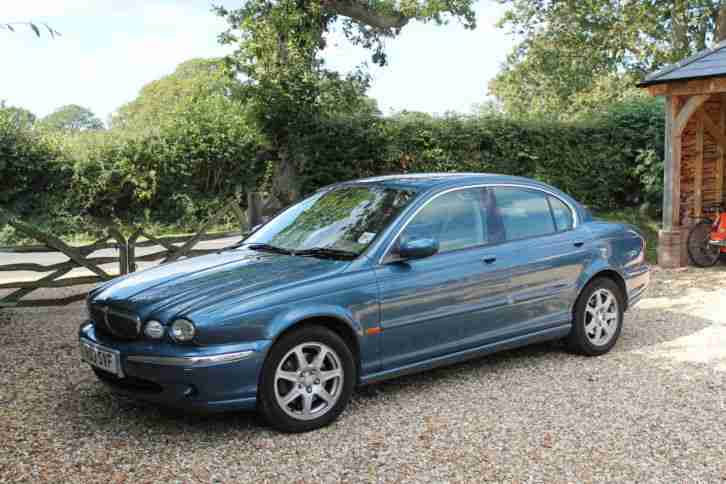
[111,58,244,129]
[29,58,263,227]
[39,104,104,132]
[0,107,61,213]
[0,101,36,128]
[215,0,477,204]
[1,89,664,243]
[1,21,60,38]
[491,0,726,119]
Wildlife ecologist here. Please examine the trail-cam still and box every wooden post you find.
[659,95,690,268]
[663,96,676,231]
[118,242,128,275]
[247,192,263,228]
[229,202,248,235]
[719,93,726,205]
[127,229,142,273]
[671,96,683,229]
[694,108,704,218]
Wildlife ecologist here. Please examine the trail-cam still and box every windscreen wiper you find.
[294,247,359,260]
[246,243,295,255]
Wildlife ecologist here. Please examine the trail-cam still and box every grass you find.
[594,208,660,264]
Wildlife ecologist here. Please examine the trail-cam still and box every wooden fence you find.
[0,193,281,308]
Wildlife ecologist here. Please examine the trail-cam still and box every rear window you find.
[493,187,556,241]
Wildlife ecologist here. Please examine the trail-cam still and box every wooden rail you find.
[0,193,274,308]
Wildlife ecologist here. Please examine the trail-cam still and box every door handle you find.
[483,256,497,264]
[573,241,585,248]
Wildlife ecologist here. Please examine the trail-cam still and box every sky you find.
[1,1,515,121]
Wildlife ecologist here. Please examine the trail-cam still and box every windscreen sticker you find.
[358,232,376,244]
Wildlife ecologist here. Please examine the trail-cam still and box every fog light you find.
[144,320,165,339]
[170,319,196,342]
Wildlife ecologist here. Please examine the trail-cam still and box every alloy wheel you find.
[584,288,619,346]
[273,342,344,421]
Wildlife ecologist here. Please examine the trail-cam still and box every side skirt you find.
[359,323,571,385]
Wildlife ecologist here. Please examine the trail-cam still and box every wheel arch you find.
[575,268,629,313]
[267,311,363,383]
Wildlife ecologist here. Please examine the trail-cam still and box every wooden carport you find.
[639,42,726,268]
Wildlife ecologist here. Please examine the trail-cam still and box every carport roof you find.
[637,40,726,87]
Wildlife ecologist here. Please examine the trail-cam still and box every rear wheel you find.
[566,278,624,356]
[258,325,355,433]
[688,220,720,267]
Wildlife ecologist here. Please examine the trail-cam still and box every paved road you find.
[0,236,242,283]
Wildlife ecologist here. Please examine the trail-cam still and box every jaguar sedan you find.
[80,173,650,432]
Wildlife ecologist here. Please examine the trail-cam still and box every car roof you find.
[333,172,557,192]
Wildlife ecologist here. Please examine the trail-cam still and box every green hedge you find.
[300,97,664,210]
[0,97,664,242]
[0,110,65,213]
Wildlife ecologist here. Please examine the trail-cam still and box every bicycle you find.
[687,202,726,267]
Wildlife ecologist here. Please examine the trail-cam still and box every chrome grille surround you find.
[90,303,142,340]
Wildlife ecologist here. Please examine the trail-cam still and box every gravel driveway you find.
[1,268,725,483]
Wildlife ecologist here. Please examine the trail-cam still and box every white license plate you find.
[80,340,123,377]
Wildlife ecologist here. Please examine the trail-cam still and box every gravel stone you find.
[1,272,725,483]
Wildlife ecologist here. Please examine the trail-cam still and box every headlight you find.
[170,319,196,342]
[144,320,165,339]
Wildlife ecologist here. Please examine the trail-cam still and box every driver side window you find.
[400,188,487,254]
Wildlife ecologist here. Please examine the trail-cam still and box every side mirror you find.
[398,238,439,260]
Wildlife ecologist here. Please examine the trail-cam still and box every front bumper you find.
[79,322,271,413]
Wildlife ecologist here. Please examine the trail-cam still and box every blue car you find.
[79,173,650,432]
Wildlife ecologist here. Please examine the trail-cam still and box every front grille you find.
[91,304,141,340]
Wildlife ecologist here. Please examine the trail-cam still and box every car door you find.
[374,187,513,370]
[489,186,590,336]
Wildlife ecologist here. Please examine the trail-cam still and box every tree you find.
[70,58,265,219]
[111,58,243,129]
[1,21,60,38]
[0,106,59,212]
[491,0,726,119]
[0,101,36,128]
[215,0,476,204]
[39,105,104,131]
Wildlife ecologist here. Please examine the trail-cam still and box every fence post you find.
[127,229,141,273]
[118,242,128,275]
[106,227,128,276]
[247,192,263,228]
[229,201,248,235]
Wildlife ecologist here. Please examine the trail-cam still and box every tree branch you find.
[322,0,409,31]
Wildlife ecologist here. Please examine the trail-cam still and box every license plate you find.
[80,340,123,377]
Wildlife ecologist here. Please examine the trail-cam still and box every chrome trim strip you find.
[127,350,255,367]
[378,182,580,264]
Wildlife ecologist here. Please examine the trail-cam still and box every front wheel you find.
[688,220,720,267]
[566,278,624,356]
[258,325,356,433]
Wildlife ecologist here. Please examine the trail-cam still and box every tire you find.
[687,220,720,267]
[566,277,624,356]
[258,325,356,433]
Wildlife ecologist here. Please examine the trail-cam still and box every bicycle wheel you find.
[687,220,720,267]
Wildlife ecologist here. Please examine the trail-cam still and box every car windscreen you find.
[244,185,417,256]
